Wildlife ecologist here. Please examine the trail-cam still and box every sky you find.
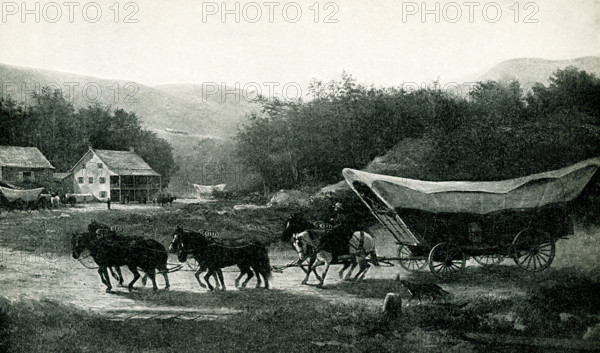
[1,0,599,91]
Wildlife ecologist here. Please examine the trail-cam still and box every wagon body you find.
[342,158,600,276]
[397,206,572,252]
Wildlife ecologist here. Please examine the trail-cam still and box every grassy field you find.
[1,201,599,352]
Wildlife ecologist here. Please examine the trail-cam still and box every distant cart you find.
[343,158,600,278]
[0,186,46,211]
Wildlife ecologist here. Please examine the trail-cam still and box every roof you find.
[53,172,72,181]
[0,146,54,169]
[81,149,159,176]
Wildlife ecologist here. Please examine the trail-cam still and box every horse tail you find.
[258,245,272,279]
[263,248,273,279]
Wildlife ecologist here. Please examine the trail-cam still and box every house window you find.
[98,163,103,169]
[78,177,84,184]
[88,177,94,184]
[100,191,107,198]
[22,171,33,181]
[99,177,106,184]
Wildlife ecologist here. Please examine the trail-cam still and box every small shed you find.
[0,146,54,184]
[70,148,161,202]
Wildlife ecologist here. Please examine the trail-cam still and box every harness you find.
[174,231,259,256]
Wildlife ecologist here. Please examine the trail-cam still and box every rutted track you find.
[0,202,596,323]
[0,245,407,321]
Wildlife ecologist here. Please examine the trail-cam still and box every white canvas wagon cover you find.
[0,186,44,202]
[193,184,226,195]
[343,157,600,215]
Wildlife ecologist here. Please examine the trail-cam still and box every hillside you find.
[3,57,599,195]
[0,63,261,194]
[476,56,600,86]
[0,63,257,137]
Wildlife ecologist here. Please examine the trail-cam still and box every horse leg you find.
[216,269,226,291]
[354,257,370,282]
[145,268,158,292]
[160,265,170,290]
[128,265,141,292]
[234,267,243,287]
[260,269,269,289]
[204,270,215,291]
[339,262,352,279]
[345,261,359,280]
[238,265,254,288]
[213,272,222,289]
[98,267,112,293]
[195,266,208,289]
[317,261,331,289]
[254,272,262,288]
[301,257,317,285]
[300,262,322,282]
[113,267,124,286]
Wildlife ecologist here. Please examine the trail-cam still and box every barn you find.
[70,148,161,203]
[0,146,55,184]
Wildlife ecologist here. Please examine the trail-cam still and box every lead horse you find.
[282,213,378,288]
[71,230,170,293]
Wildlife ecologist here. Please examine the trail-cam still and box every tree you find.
[29,88,89,170]
[527,67,600,124]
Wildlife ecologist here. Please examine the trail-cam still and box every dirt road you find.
[0,202,597,323]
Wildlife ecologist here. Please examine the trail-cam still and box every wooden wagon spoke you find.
[518,253,531,265]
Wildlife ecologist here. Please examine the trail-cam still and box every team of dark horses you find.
[71,214,379,293]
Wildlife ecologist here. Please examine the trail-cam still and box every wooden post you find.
[383,292,402,319]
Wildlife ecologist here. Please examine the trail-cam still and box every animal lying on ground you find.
[395,276,450,305]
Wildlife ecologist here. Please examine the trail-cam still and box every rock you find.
[268,189,311,207]
[559,312,579,323]
[583,323,600,341]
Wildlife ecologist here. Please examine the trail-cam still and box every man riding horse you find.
[282,205,378,287]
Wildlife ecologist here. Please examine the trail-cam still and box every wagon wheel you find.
[428,242,466,278]
[473,254,505,267]
[512,228,555,272]
[397,245,427,271]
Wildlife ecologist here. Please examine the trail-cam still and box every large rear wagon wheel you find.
[512,228,555,272]
[428,242,466,278]
[397,245,427,271]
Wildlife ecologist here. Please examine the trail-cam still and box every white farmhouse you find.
[70,148,161,203]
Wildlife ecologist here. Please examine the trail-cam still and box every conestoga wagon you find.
[343,158,600,278]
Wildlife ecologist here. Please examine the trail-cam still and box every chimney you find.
[129,147,134,153]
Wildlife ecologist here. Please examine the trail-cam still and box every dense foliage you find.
[0,88,177,185]
[236,69,600,192]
